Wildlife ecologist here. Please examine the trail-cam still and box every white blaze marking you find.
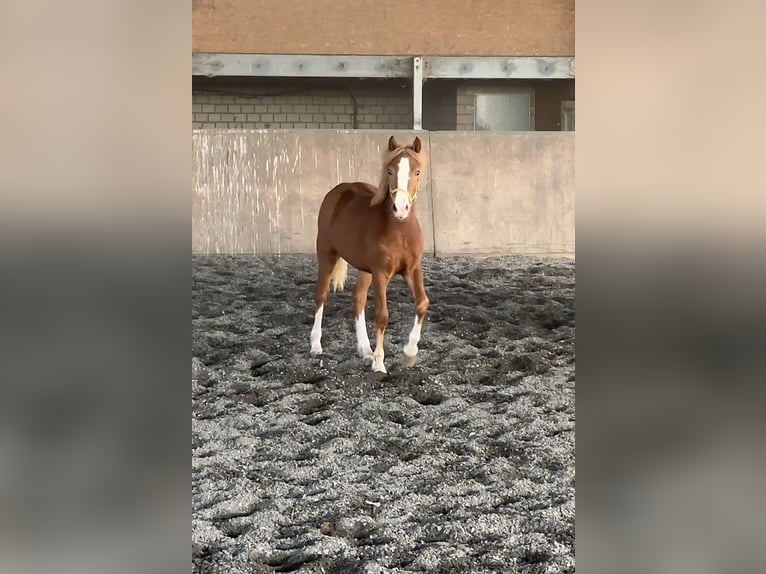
[403,316,421,357]
[396,156,410,191]
[310,305,323,354]
[393,157,411,216]
[355,312,372,358]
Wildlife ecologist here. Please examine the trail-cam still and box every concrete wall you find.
[429,132,574,255]
[192,130,435,255]
[192,130,574,256]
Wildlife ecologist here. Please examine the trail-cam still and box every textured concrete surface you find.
[192,130,434,255]
[192,130,574,257]
[192,254,575,573]
[429,132,574,255]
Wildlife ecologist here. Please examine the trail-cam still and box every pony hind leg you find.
[403,265,429,367]
[310,249,339,355]
[353,271,373,359]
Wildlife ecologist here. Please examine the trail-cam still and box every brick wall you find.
[456,89,476,131]
[191,77,574,131]
[192,77,412,130]
[193,0,575,57]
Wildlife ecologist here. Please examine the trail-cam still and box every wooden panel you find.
[193,0,574,56]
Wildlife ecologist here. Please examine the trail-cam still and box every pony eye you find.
[387,168,393,175]
[415,170,420,176]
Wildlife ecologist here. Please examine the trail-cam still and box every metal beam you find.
[192,53,413,78]
[413,56,423,130]
[423,57,575,79]
[192,54,576,80]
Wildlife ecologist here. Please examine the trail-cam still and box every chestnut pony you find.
[310,135,429,373]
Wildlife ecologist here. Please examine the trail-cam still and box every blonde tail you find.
[330,258,348,292]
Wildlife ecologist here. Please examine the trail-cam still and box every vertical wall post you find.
[413,56,423,130]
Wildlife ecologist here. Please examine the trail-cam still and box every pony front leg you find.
[403,266,429,367]
[371,272,391,373]
[353,271,373,359]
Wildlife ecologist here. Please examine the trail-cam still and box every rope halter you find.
[389,181,420,204]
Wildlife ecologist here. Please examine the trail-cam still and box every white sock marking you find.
[372,346,386,373]
[355,312,372,358]
[372,327,386,372]
[310,305,323,354]
[403,316,421,357]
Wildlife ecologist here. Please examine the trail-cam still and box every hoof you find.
[371,361,387,374]
[403,352,417,367]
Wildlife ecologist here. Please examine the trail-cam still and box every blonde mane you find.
[370,145,428,206]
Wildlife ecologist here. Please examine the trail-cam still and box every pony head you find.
[372,135,427,221]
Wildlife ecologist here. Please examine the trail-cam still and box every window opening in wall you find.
[561,100,575,131]
[473,90,534,131]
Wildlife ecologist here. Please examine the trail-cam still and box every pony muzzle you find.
[390,187,416,220]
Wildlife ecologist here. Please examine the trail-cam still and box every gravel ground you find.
[192,254,575,573]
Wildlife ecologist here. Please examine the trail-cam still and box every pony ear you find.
[388,135,399,151]
[411,136,422,153]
